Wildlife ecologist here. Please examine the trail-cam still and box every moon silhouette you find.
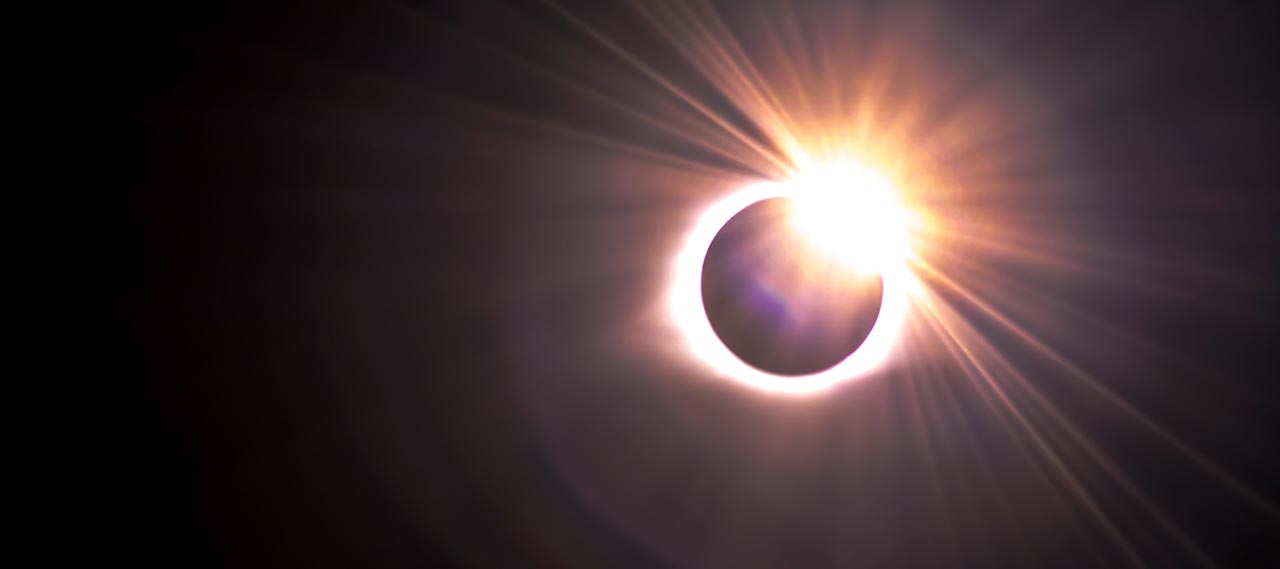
[700,197,884,376]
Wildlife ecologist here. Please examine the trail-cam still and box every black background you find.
[92,0,1278,567]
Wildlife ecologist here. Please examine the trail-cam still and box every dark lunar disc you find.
[701,197,884,376]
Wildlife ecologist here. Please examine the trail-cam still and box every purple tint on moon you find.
[700,197,884,376]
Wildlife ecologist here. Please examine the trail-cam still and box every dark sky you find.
[97,0,1279,567]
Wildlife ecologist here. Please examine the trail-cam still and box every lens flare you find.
[789,162,911,275]
[670,166,912,394]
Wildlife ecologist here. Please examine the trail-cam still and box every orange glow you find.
[788,162,912,275]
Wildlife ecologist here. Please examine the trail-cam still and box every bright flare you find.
[788,163,911,275]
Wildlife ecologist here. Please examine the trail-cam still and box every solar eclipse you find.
[670,163,912,394]
[120,1,1280,566]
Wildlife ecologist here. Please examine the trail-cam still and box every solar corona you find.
[670,162,914,394]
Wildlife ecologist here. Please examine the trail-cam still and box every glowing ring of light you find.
[670,182,909,395]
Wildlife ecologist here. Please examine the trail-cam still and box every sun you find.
[669,162,914,395]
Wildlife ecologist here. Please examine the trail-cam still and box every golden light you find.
[788,162,912,275]
[669,162,914,395]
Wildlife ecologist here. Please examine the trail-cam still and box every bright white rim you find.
[669,181,909,394]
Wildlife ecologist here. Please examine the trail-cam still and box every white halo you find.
[669,181,910,395]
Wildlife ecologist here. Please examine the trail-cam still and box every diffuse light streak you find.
[910,273,1215,568]
[913,290,1146,567]
[445,17,774,175]
[541,0,799,176]
[628,0,809,160]
[914,257,1280,522]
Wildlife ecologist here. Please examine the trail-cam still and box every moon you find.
[700,197,883,376]
[669,171,912,395]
